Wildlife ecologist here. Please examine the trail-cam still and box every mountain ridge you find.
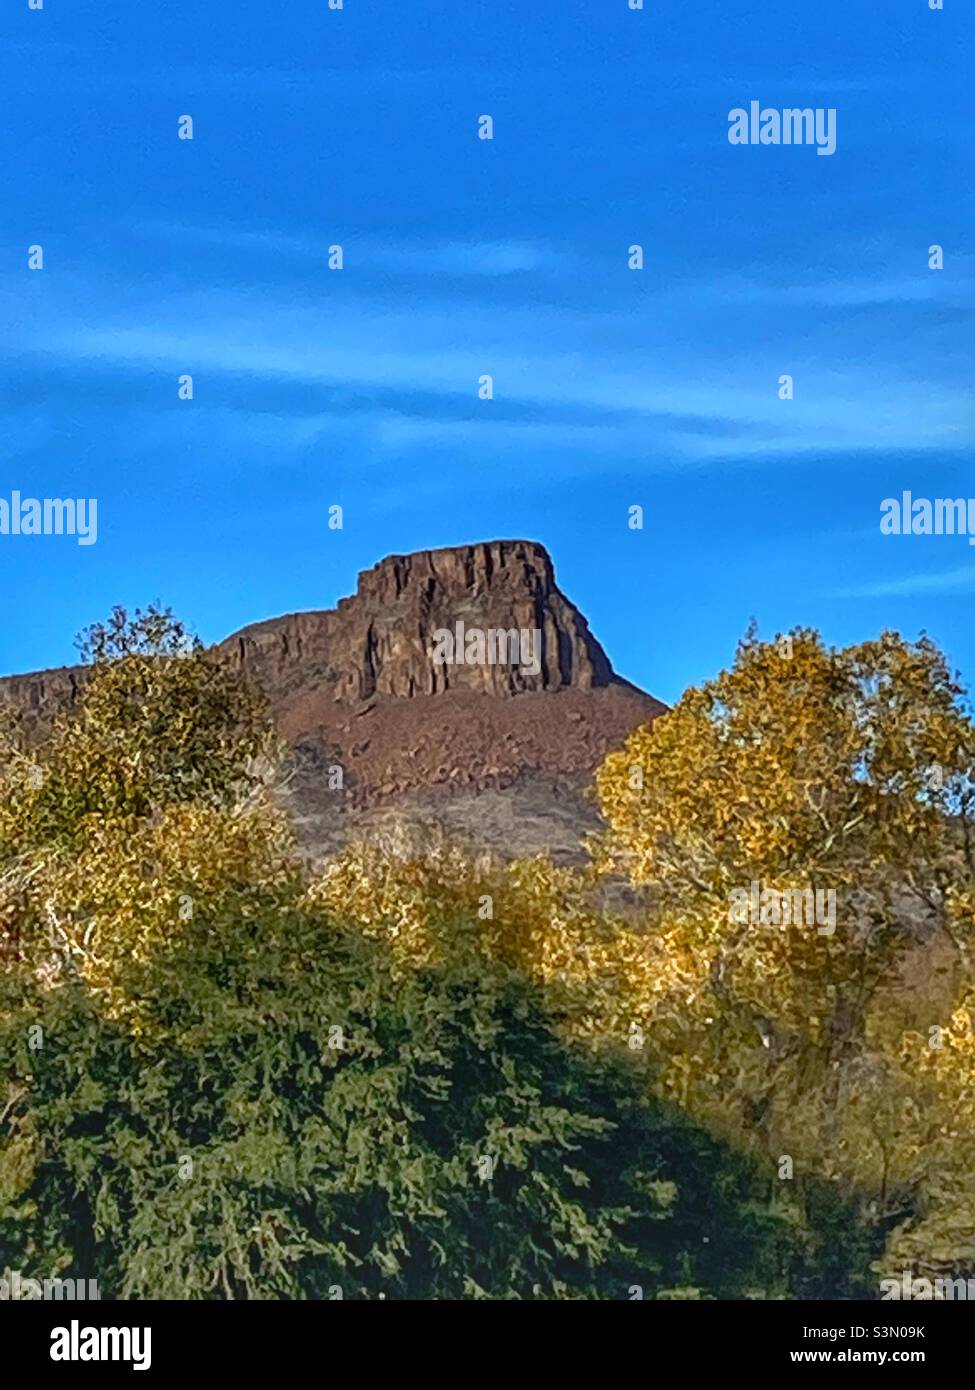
[0,540,666,861]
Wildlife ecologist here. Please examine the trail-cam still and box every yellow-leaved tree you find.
[591,626,975,1260]
[304,826,692,1048]
[0,605,288,1022]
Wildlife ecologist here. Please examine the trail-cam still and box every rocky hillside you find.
[0,540,666,862]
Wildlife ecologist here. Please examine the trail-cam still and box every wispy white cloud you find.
[136,220,975,306]
[39,305,968,461]
[134,220,574,278]
[671,271,975,311]
[829,563,975,600]
[371,241,569,277]
[6,240,973,467]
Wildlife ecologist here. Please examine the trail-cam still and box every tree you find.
[0,890,787,1300]
[877,961,975,1287]
[0,606,284,981]
[591,627,975,1258]
[0,605,278,859]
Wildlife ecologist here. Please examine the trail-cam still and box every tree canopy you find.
[2,612,972,1296]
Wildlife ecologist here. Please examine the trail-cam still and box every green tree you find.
[0,898,788,1300]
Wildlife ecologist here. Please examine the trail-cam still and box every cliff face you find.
[0,665,86,740]
[0,540,666,861]
[216,540,614,706]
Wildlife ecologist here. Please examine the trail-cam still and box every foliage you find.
[0,604,279,859]
[305,830,686,1045]
[0,897,785,1300]
[3,609,972,1296]
[592,626,975,1281]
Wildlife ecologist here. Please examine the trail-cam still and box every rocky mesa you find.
[0,540,666,861]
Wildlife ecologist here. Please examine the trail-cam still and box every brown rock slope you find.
[0,541,666,862]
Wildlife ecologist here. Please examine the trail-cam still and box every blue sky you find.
[1,0,972,705]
